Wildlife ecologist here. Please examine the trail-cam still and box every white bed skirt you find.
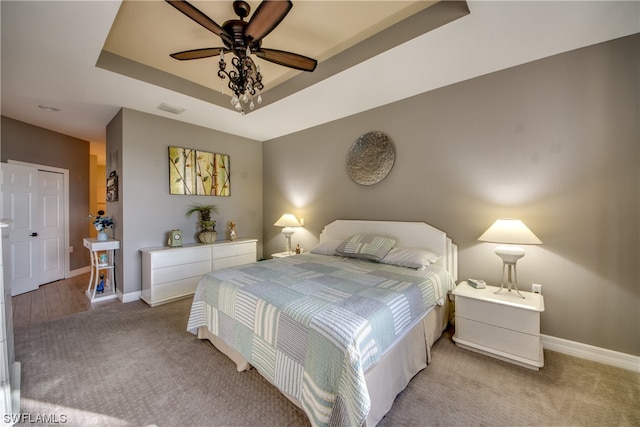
[197,300,451,426]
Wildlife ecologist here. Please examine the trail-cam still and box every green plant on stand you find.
[185,203,219,244]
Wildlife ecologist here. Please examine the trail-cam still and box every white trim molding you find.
[119,289,141,304]
[69,267,91,277]
[542,334,640,373]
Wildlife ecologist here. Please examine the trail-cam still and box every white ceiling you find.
[103,1,436,92]
[1,0,639,159]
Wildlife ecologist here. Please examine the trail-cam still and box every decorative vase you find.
[97,231,108,241]
[198,231,218,244]
[229,221,237,241]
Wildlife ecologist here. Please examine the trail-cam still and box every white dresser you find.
[140,238,257,307]
[453,281,545,370]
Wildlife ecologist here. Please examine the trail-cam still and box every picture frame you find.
[106,171,118,202]
[168,146,230,196]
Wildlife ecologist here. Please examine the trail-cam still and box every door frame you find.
[8,160,70,278]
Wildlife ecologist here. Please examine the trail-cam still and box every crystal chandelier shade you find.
[218,49,263,113]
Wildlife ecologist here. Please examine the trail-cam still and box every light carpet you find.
[14,298,639,426]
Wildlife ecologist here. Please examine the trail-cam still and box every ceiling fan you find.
[166,0,318,111]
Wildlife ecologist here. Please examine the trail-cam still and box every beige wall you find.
[1,34,636,357]
[262,35,639,356]
[107,108,263,296]
[88,155,107,240]
[1,116,91,270]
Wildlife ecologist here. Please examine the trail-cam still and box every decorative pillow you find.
[380,247,441,270]
[336,234,396,261]
[310,240,342,256]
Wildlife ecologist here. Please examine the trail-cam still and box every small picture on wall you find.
[106,171,118,202]
[168,146,230,196]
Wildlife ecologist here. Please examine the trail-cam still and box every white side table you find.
[452,281,545,370]
[83,238,120,303]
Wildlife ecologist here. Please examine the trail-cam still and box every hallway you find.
[11,273,118,327]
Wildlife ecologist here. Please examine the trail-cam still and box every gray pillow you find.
[310,240,342,255]
[336,234,396,261]
[380,247,441,270]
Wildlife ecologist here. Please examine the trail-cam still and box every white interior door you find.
[1,163,66,296]
[1,163,40,295]
[38,170,65,284]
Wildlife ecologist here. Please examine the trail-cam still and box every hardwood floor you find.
[11,273,119,327]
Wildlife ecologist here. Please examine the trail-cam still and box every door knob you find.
[30,232,38,237]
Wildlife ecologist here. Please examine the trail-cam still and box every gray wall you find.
[263,35,639,356]
[107,108,263,296]
[1,116,91,270]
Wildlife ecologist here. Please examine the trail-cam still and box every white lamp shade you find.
[274,213,301,228]
[478,219,542,245]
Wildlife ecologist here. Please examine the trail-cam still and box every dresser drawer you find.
[211,241,256,258]
[142,276,201,305]
[212,253,255,270]
[151,259,212,284]
[456,317,541,361]
[147,246,211,269]
[457,296,539,335]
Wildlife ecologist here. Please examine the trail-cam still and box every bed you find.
[187,220,457,426]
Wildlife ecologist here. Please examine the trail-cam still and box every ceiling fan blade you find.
[245,1,293,43]
[255,48,317,72]
[166,0,232,45]
[170,47,226,61]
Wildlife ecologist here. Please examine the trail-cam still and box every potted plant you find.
[88,210,113,241]
[185,203,219,243]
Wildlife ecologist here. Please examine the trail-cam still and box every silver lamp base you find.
[281,227,295,254]
[494,244,525,298]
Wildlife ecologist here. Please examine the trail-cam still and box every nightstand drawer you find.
[456,317,540,361]
[457,296,539,335]
[453,283,544,369]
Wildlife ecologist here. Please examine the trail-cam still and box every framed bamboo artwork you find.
[168,146,230,196]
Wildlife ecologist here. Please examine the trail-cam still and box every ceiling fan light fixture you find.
[166,0,316,114]
[218,53,264,114]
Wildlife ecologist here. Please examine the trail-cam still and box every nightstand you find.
[452,281,545,370]
[271,252,296,258]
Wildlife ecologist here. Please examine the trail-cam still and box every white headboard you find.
[319,220,458,281]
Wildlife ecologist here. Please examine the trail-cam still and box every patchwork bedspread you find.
[187,253,455,427]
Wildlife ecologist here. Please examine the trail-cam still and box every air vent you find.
[38,104,61,112]
[157,103,185,115]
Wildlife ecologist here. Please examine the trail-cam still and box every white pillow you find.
[380,247,441,270]
[310,240,342,256]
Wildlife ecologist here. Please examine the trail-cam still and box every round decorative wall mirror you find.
[347,131,395,185]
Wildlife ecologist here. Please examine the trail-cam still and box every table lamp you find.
[478,218,542,298]
[274,213,301,254]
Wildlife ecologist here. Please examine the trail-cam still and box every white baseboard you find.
[542,334,639,373]
[68,266,90,277]
[119,289,141,304]
[72,267,141,303]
